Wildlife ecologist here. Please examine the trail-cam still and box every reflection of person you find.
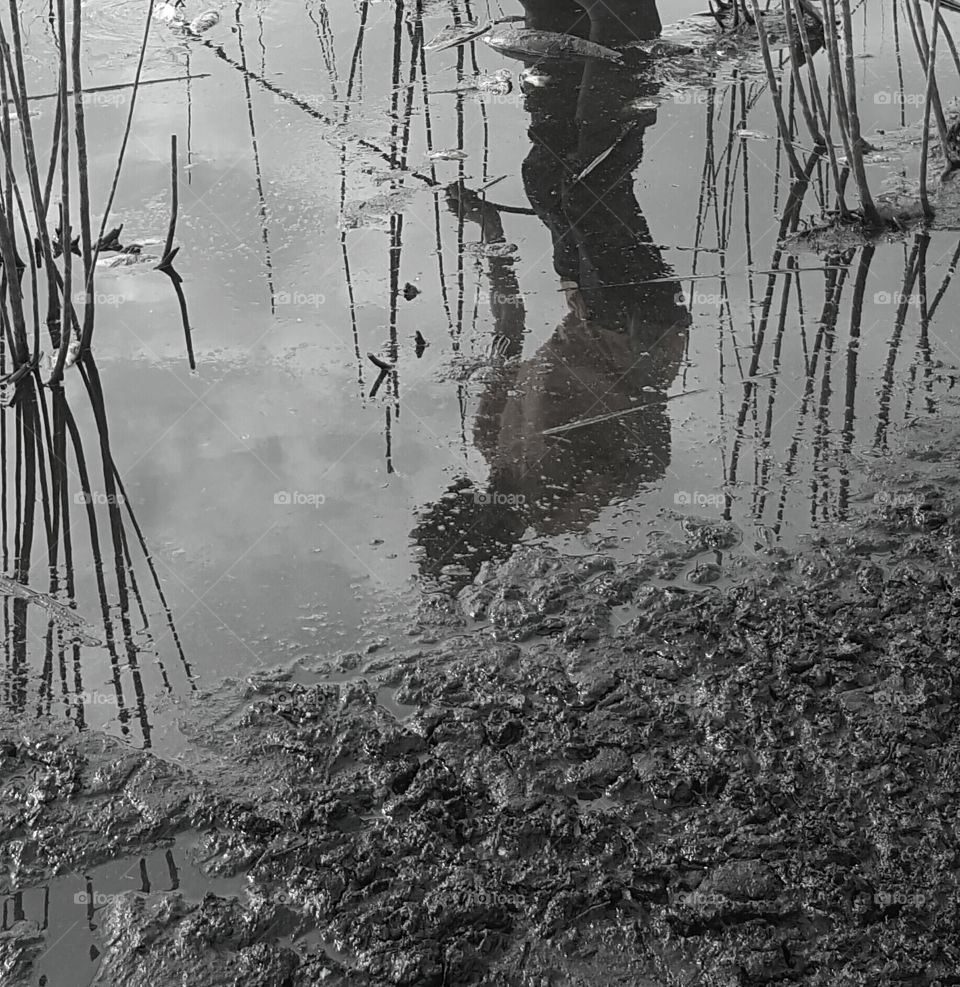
[412,0,689,584]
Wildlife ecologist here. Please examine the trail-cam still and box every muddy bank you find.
[3,436,960,985]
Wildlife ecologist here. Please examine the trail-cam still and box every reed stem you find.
[748,0,807,183]
[919,0,943,215]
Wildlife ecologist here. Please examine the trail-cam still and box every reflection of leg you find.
[523,144,579,285]
[518,0,590,36]
[558,51,689,334]
[520,53,583,286]
[562,54,659,329]
[575,0,661,44]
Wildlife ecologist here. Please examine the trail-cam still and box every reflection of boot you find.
[446,182,526,360]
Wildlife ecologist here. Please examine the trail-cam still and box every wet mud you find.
[4,424,960,986]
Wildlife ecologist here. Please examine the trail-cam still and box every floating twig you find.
[541,389,707,436]
[369,368,390,398]
[5,73,211,104]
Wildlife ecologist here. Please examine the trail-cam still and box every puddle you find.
[3,2,960,977]
[1,832,247,987]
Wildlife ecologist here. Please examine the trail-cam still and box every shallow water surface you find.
[3,0,959,747]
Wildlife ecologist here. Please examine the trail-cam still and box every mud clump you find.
[4,488,960,984]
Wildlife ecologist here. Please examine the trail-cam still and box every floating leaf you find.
[154,2,184,25]
[624,97,658,113]
[519,68,552,88]
[64,340,81,370]
[340,189,415,230]
[0,575,101,647]
[96,249,158,269]
[477,69,513,94]
[483,28,622,63]
[42,341,81,380]
[424,21,490,52]
[466,241,519,259]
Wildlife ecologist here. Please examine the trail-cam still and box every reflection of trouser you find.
[519,0,662,40]
[521,49,685,336]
